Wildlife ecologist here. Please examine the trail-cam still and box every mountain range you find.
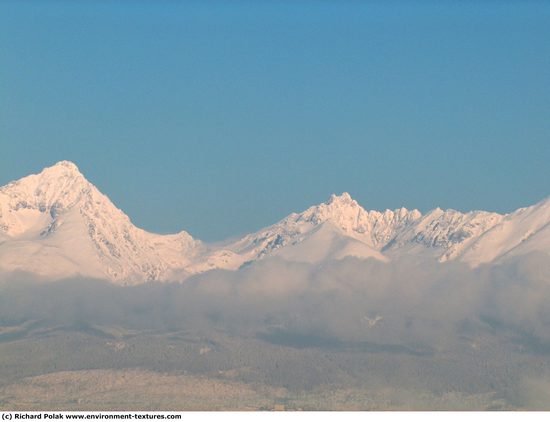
[1,161,549,284]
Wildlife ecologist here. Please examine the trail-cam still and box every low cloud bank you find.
[1,253,550,351]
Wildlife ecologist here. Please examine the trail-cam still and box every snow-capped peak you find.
[30,160,86,187]
[0,161,201,283]
[50,160,81,172]
[222,193,424,267]
[293,193,422,247]
[297,192,362,225]
[327,192,356,206]
[1,160,90,212]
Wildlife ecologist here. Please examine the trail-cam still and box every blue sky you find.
[1,1,550,240]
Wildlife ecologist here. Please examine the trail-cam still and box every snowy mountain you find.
[216,192,421,267]
[383,208,504,262]
[458,195,550,266]
[0,161,203,283]
[1,161,549,283]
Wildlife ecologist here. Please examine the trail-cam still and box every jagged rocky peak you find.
[310,192,421,219]
[299,192,362,223]
[299,192,421,226]
[327,192,356,206]
[285,193,423,248]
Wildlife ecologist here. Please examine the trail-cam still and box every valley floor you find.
[0,368,509,411]
[1,326,548,411]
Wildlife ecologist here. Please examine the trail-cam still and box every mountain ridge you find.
[1,161,548,284]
